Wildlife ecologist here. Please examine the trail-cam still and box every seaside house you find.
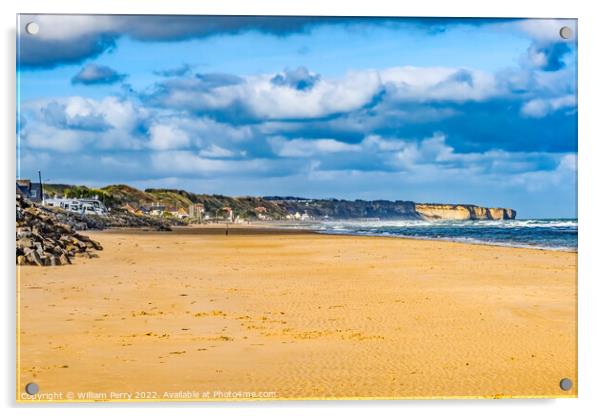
[188,203,205,220]
[171,207,189,219]
[219,207,234,222]
[285,211,303,220]
[123,203,140,215]
[254,206,270,221]
[148,204,166,216]
[16,179,43,203]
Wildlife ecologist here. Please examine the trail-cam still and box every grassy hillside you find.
[41,183,512,220]
[143,188,195,208]
[45,184,196,210]
[40,183,418,220]
[43,184,116,206]
[42,184,290,220]
[101,184,156,206]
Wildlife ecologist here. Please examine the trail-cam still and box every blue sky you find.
[17,16,577,218]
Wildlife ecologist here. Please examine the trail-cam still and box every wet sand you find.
[17,228,577,401]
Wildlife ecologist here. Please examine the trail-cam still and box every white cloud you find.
[266,132,565,181]
[150,151,270,176]
[521,95,576,118]
[384,133,452,169]
[265,133,571,183]
[96,97,143,131]
[380,67,498,102]
[22,127,87,152]
[509,152,577,191]
[151,66,502,121]
[533,68,576,96]
[199,144,236,158]
[145,115,254,155]
[268,136,362,157]
[21,96,148,152]
[20,96,256,154]
[350,133,571,181]
[155,70,382,120]
[52,96,142,133]
[558,153,577,172]
[361,135,406,151]
[148,124,190,150]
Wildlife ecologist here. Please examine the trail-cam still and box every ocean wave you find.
[314,229,577,252]
[293,218,578,251]
[313,219,577,229]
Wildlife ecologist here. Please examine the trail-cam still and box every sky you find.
[16,15,577,218]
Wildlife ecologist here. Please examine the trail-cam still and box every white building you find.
[188,203,205,220]
[148,204,166,216]
[44,197,109,216]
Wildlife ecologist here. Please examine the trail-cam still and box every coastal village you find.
[16,178,313,225]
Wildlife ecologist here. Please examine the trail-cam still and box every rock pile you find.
[99,208,182,229]
[48,207,182,231]
[16,195,103,266]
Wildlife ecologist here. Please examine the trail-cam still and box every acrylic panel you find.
[16,15,578,402]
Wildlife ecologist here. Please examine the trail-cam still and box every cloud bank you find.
[16,16,578,217]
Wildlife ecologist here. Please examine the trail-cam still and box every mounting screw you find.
[559,26,573,40]
[25,22,39,35]
[25,382,39,395]
[559,378,573,391]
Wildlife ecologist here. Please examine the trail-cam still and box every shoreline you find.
[95,224,576,253]
[315,231,578,253]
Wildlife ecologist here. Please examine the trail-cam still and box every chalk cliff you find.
[272,198,516,220]
[415,204,516,220]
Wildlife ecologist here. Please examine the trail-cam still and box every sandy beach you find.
[17,227,577,401]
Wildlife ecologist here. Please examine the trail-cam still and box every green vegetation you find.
[44,184,115,206]
[43,184,289,219]
[41,183,422,220]
[101,184,155,206]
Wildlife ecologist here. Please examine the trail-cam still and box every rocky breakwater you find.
[415,204,516,220]
[49,207,181,231]
[16,195,103,266]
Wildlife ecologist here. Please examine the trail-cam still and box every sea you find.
[298,219,577,251]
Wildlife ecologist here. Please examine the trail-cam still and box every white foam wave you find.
[314,230,576,252]
[312,219,577,229]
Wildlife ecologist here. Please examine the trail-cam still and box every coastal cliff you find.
[415,204,516,220]
[41,183,516,221]
[274,199,516,221]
